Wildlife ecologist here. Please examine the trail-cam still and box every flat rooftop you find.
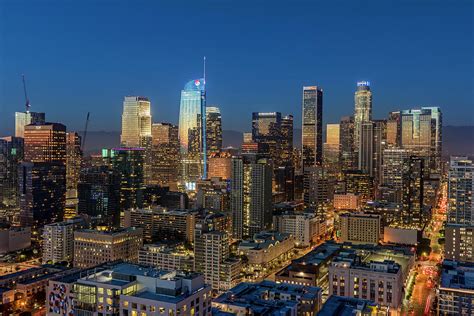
[440,260,474,290]
[318,295,380,316]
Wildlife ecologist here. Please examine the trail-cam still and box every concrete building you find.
[208,152,232,180]
[333,193,360,211]
[447,157,473,225]
[273,212,326,247]
[318,296,387,316]
[123,207,196,243]
[437,260,474,315]
[138,243,194,271]
[339,213,381,245]
[445,224,474,263]
[0,226,31,254]
[73,227,143,268]
[238,232,295,273]
[213,280,322,316]
[47,262,211,316]
[42,218,85,264]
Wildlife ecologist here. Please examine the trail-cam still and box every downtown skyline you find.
[0,0,473,134]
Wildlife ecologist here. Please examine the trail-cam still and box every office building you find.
[208,152,232,179]
[333,193,360,210]
[231,156,272,239]
[0,226,31,254]
[323,123,340,174]
[14,111,45,138]
[0,136,23,209]
[302,86,323,168]
[273,212,326,247]
[65,132,82,192]
[381,148,410,202]
[48,262,212,316]
[448,157,473,225]
[120,96,152,147]
[438,260,474,315]
[344,170,374,205]
[354,81,372,156]
[340,116,356,171]
[73,227,143,268]
[138,243,194,271]
[303,166,328,212]
[252,112,286,167]
[281,114,294,163]
[206,106,222,155]
[213,280,322,316]
[150,122,179,189]
[445,224,474,263]
[401,156,424,229]
[386,111,401,147]
[196,178,230,211]
[78,166,121,226]
[358,122,374,176]
[178,78,207,183]
[339,213,381,245]
[42,218,85,264]
[123,207,196,243]
[274,164,295,201]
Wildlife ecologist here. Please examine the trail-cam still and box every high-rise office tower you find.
[354,81,372,157]
[21,123,67,226]
[372,119,387,184]
[302,86,323,168]
[358,122,374,176]
[66,132,82,192]
[274,165,295,201]
[206,106,222,155]
[340,116,356,171]
[150,123,179,189]
[386,111,401,147]
[78,166,121,226]
[0,137,23,209]
[252,112,284,167]
[381,148,410,202]
[120,96,152,147]
[179,78,207,184]
[281,115,294,164]
[231,155,272,239]
[323,124,341,175]
[344,170,374,205]
[401,156,424,229]
[106,148,145,212]
[447,157,473,225]
[14,111,45,138]
[423,107,442,174]
[208,152,232,180]
[303,166,328,213]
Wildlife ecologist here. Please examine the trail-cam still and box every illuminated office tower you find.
[0,137,23,209]
[354,81,372,157]
[150,122,179,189]
[243,132,252,143]
[447,157,473,225]
[179,78,206,184]
[340,116,356,171]
[401,156,424,229]
[208,152,232,180]
[381,148,410,202]
[303,166,328,213]
[78,166,121,226]
[252,112,284,167]
[66,132,82,192]
[206,106,222,155]
[106,148,145,212]
[344,170,374,205]
[120,96,152,147]
[281,115,294,163]
[372,119,387,184]
[231,156,272,239]
[386,111,401,147]
[20,123,67,226]
[274,165,295,201]
[14,111,45,138]
[423,107,442,173]
[323,124,340,173]
[302,86,323,168]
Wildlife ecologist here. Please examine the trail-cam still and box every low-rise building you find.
[339,213,381,245]
[0,226,31,254]
[333,193,360,211]
[138,243,194,271]
[73,227,143,268]
[438,260,474,315]
[238,231,295,274]
[212,280,322,316]
[317,295,387,316]
[273,212,326,247]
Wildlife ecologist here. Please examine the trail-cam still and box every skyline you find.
[0,0,473,135]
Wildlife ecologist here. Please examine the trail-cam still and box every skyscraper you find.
[14,111,45,138]
[423,107,443,174]
[206,106,222,155]
[120,96,152,147]
[386,111,401,147]
[66,132,82,192]
[354,81,372,156]
[21,123,67,226]
[381,148,410,202]
[178,78,206,184]
[303,166,328,213]
[0,137,23,209]
[447,157,473,225]
[281,115,294,164]
[340,116,356,171]
[150,122,179,189]
[358,122,374,176]
[302,86,323,168]
[252,112,283,167]
[231,155,272,239]
[401,156,424,229]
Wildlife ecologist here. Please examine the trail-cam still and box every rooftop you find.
[440,260,474,290]
[318,296,380,316]
[239,231,292,250]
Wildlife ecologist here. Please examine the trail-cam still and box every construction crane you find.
[22,74,31,112]
[81,112,90,153]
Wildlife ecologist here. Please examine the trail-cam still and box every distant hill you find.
[72,126,474,158]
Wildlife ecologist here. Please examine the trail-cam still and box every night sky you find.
[0,0,472,134]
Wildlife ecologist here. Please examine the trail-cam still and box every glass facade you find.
[120,96,152,148]
[302,86,323,168]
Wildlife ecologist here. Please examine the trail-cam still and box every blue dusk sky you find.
[0,0,473,134]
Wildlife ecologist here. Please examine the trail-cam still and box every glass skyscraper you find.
[120,96,152,147]
[302,86,323,168]
[178,78,207,184]
[354,81,372,154]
